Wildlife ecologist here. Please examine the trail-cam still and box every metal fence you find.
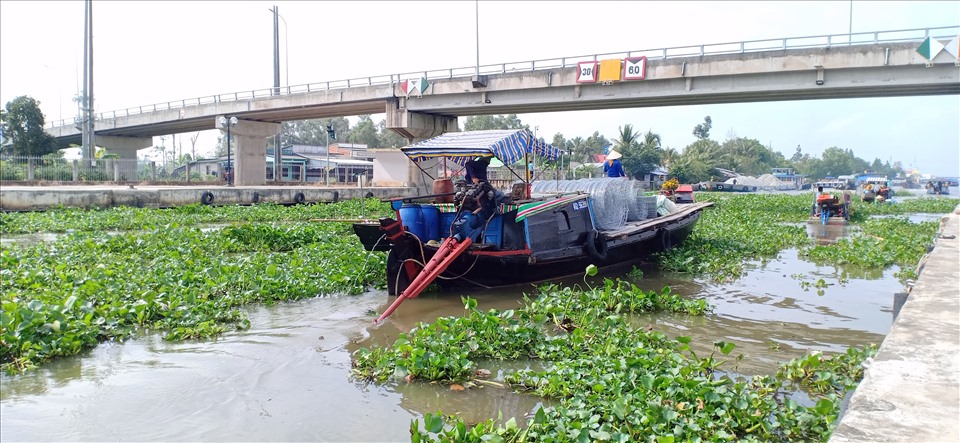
[46,25,959,129]
[0,156,223,183]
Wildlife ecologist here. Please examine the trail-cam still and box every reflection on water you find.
[1,245,901,441]
[806,222,851,245]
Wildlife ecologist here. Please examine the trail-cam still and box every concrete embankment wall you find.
[0,185,418,211]
[830,205,960,442]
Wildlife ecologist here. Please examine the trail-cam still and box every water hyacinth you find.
[353,274,877,443]
[1,201,389,373]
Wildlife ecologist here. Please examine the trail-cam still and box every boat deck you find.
[602,202,714,239]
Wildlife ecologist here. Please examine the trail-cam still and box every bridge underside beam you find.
[384,98,459,142]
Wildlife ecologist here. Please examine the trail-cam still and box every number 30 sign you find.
[576,61,598,83]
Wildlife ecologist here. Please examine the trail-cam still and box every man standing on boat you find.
[464,156,491,184]
[604,151,626,178]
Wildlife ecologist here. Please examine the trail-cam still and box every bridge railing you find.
[48,25,959,129]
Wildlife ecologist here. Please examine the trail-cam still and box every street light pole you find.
[271,6,282,183]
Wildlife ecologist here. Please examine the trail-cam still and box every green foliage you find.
[658,193,813,281]
[0,199,391,373]
[802,216,941,281]
[351,279,709,383]
[617,125,663,179]
[356,276,874,442]
[0,198,391,234]
[0,160,26,180]
[463,114,528,131]
[692,115,712,140]
[2,95,58,156]
[778,345,878,396]
[720,137,787,177]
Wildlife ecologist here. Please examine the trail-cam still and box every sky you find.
[1,1,958,176]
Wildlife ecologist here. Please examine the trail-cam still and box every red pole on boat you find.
[374,237,473,323]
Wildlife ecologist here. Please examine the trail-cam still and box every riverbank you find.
[0,184,416,211]
[829,204,960,442]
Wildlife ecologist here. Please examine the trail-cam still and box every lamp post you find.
[219,116,238,186]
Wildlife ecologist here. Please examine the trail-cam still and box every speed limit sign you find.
[623,56,647,80]
[576,61,598,83]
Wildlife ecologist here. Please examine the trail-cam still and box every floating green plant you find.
[1,201,387,373]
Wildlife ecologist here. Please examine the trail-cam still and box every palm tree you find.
[614,124,639,153]
[642,130,661,150]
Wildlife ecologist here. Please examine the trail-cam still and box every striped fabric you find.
[401,129,561,166]
[515,194,589,222]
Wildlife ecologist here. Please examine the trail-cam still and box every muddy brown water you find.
[0,218,915,442]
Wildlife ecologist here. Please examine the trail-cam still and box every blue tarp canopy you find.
[401,129,561,166]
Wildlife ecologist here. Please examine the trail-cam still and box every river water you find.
[0,214,925,442]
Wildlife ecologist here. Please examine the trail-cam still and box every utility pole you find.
[271,6,282,182]
[81,0,95,164]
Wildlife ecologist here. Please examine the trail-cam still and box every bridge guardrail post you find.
[72,160,79,182]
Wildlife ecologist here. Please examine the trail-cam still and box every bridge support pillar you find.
[385,99,460,195]
[216,117,281,186]
[96,135,152,181]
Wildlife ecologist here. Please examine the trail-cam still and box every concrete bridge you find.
[45,27,960,186]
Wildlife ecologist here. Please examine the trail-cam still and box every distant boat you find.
[696,181,757,192]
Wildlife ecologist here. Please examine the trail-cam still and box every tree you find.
[583,131,610,162]
[463,114,528,131]
[692,116,712,140]
[280,117,351,146]
[346,115,380,148]
[2,96,58,156]
[377,119,409,148]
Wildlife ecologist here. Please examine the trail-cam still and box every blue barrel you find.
[399,204,426,241]
[420,205,441,242]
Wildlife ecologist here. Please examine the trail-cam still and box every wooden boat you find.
[926,181,950,195]
[352,129,713,322]
[809,191,851,225]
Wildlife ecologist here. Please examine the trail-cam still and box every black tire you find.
[585,230,608,262]
[386,248,412,296]
[332,191,340,203]
[365,191,375,199]
[657,228,673,251]
[716,184,724,191]
[252,191,260,203]
[200,191,215,205]
[294,192,306,205]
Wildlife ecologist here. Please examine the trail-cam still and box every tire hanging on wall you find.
[252,191,260,204]
[716,184,724,191]
[585,230,609,262]
[200,191,215,205]
[294,192,306,204]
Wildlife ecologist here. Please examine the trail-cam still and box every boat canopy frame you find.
[401,129,561,185]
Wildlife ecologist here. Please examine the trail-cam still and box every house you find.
[284,143,373,184]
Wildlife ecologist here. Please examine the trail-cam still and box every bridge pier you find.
[385,99,459,194]
[96,135,152,181]
[216,117,280,186]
